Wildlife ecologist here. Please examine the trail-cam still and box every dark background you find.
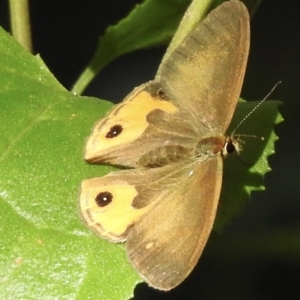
[1,0,299,299]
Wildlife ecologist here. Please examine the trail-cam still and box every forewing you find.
[155,0,250,133]
[126,156,223,290]
[84,82,199,168]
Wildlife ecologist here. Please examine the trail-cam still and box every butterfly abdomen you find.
[138,145,193,168]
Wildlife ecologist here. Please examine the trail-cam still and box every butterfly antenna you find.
[231,81,281,136]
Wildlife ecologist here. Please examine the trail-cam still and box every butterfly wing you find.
[156,0,250,134]
[126,157,222,290]
[80,155,223,290]
[84,82,200,168]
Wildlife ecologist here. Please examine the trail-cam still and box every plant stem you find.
[9,0,32,53]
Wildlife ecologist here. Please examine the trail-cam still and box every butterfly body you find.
[80,0,249,291]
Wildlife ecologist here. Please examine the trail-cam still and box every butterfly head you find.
[222,135,243,157]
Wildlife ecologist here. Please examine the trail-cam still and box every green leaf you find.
[0,27,139,299]
[0,31,64,92]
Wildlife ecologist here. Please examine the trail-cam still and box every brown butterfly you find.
[80,0,249,290]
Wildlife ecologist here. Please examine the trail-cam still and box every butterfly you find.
[80,0,249,291]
